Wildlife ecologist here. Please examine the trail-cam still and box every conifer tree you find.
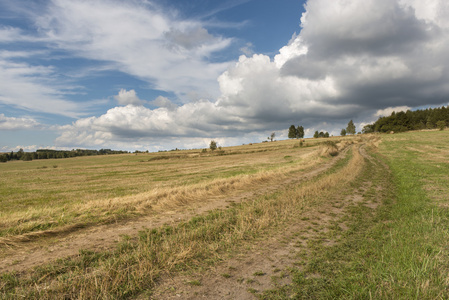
[346,120,356,135]
[297,126,304,138]
[288,125,297,139]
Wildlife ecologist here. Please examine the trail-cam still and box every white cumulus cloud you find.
[0,114,43,130]
[6,0,449,151]
[114,89,144,106]
[151,96,177,111]
[375,106,411,117]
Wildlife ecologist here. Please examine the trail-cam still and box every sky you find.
[1,0,449,152]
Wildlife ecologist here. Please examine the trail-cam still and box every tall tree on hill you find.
[346,120,356,135]
[297,126,304,139]
[209,140,217,151]
[341,128,347,136]
[288,125,297,139]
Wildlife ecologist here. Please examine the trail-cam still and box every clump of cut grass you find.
[147,155,188,161]
[319,141,339,157]
[253,271,265,276]
[186,280,201,286]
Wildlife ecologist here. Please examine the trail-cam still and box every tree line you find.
[0,148,128,163]
[362,106,449,133]
[341,120,356,136]
[289,120,356,140]
[313,131,329,138]
[288,125,305,139]
[287,105,448,141]
[289,124,330,139]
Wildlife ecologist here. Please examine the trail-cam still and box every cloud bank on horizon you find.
[1,0,449,151]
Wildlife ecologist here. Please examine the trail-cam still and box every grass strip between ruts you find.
[262,137,449,299]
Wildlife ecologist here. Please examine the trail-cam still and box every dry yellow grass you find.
[0,138,340,237]
[12,143,366,299]
[3,132,449,299]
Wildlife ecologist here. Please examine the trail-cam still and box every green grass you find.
[4,132,447,298]
[261,130,449,299]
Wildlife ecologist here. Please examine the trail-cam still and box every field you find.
[1,131,448,299]
[0,138,331,238]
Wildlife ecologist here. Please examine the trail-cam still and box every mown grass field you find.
[1,131,448,299]
[0,138,330,238]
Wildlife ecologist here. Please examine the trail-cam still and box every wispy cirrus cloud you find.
[0,0,237,120]
[32,0,234,100]
[0,57,88,118]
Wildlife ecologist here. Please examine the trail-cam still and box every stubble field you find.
[1,131,448,299]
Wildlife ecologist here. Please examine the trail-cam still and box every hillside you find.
[1,131,448,299]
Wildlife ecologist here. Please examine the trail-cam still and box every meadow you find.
[1,131,448,299]
[0,138,326,238]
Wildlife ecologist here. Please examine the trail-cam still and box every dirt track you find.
[148,144,387,299]
[1,147,350,274]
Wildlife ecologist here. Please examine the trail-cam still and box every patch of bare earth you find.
[0,149,349,275]
[145,145,386,299]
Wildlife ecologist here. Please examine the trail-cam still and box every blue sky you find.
[1,0,449,152]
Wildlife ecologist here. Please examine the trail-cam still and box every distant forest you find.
[363,106,449,133]
[0,149,128,162]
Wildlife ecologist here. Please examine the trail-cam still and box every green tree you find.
[362,124,374,134]
[16,148,24,160]
[426,116,434,129]
[436,120,446,131]
[297,126,304,138]
[346,120,356,135]
[22,152,33,161]
[288,125,297,139]
[341,128,347,136]
[324,132,329,138]
[209,140,217,151]
[269,132,276,142]
[313,131,319,138]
